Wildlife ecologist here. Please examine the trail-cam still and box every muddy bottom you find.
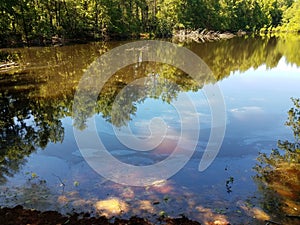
[0,205,203,225]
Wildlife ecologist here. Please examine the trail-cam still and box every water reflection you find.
[254,98,300,224]
[0,35,300,223]
[74,62,201,129]
[0,89,64,183]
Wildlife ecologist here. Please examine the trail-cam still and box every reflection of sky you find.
[219,57,300,142]
[3,56,300,222]
[221,57,300,113]
[95,92,211,138]
[88,56,300,159]
[57,54,300,160]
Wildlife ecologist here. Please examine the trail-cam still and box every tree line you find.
[1,0,300,45]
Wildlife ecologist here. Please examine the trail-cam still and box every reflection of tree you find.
[93,63,200,127]
[1,37,300,184]
[73,37,292,129]
[185,36,283,80]
[254,98,300,220]
[276,35,300,66]
[0,89,65,184]
[73,62,201,128]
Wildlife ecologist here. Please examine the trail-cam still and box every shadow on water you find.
[0,35,299,224]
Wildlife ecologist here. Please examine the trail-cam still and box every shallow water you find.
[0,36,299,224]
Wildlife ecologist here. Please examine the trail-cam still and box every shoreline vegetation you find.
[0,29,298,73]
[1,0,300,48]
[0,29,245,49]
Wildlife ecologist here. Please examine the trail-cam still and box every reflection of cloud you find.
[133,109,205,131]
[249,97,265,102]
[181,111,210,126]
[230,106,264,120]
[149,180,174,194]
[152,137,177,155]
[128,107,203,154]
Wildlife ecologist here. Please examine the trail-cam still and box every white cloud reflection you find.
[230,106,264,120]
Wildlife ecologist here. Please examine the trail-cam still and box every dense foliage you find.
[278,0,300,32]
[0,0,299,45]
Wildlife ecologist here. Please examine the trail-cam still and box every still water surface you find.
[0,36,299,224]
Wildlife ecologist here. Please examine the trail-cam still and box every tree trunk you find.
[20,3,29,46]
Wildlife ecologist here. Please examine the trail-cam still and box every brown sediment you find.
[0,205,201,225]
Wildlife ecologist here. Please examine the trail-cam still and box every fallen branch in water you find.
[0,62,18,69]
[52,173,65,194]
[173,29,239,43]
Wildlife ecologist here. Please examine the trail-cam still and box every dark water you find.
[0,36,299,224]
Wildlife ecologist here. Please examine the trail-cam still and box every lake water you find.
[0,36,299,225]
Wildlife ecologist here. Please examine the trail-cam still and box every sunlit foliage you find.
[0,0,299,45]
[279,0,300,32]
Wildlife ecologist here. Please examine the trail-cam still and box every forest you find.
[0,0,300,46]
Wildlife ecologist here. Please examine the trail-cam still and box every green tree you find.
[279,0,300,32]
[155,0,184,36]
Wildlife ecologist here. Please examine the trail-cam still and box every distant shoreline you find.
[0,30,246,49]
